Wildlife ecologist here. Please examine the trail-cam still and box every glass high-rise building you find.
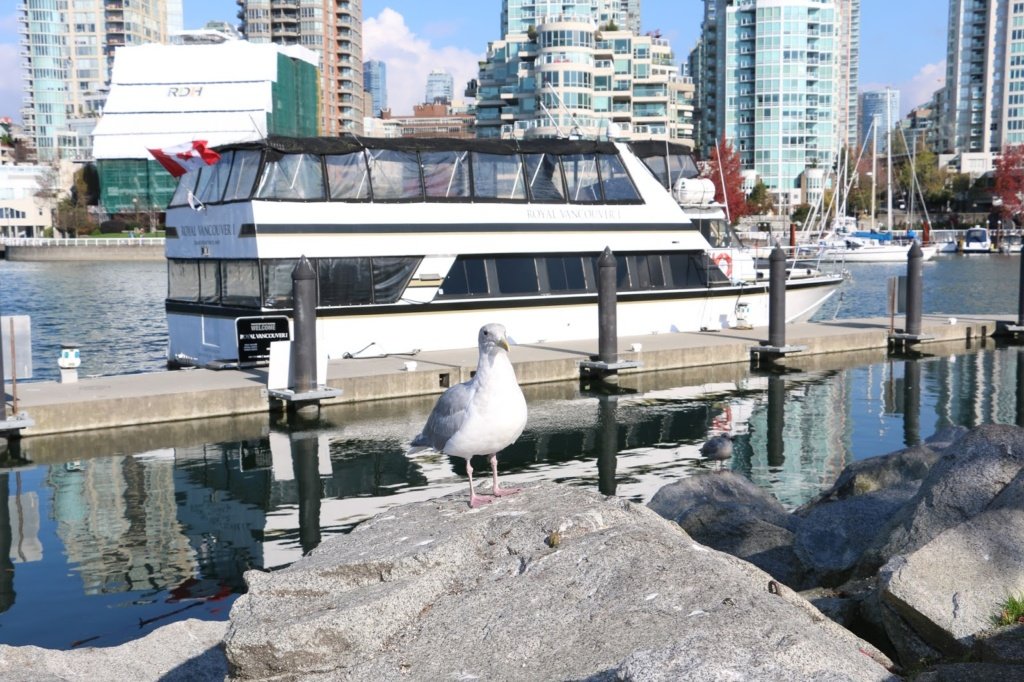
[942,0,1024,154]
[425,70,454,105]
[240,0,364,135]
[501,0,641,36]
[364,60,388,116]
[695,0,860,208]
[18,0,183,162]
[859,89,900,152]
[476,0,694,143]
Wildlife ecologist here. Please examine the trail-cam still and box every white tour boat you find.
[163,136,843,368]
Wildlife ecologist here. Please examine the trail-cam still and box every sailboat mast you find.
[886,89,893,232]
[871,115,877,231]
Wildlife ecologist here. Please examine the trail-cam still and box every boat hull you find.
[166,277,842,366]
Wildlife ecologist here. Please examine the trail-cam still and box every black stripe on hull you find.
[164,278,832,319]
[251,222,689,235]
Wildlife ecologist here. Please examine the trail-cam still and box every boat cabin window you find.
[194,150,234,204]
[545,256,588,291]
[638,153,699,189]
[524,153,567,202]
[169,167,201,207]
[325,151,371,200]
[692,218,741,249]
[422,151,471,199]
[562,154,602,203]
[221,261,261,306]
[255,153,325,200]
[439,258,489,297]
[371,257,421,303]
[494,256,540,294]
[437,251,726,299]
[597,155,640,201]
[168,260,200,300]
[223,150,262,202]
[471,152,527,201]
[261,259,299,308]
[318,258,373,305]
[367,149,422,200]
[198,260,221,302]
[178,142,645,206]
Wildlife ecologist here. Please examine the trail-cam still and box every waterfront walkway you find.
[3,313,1010,438]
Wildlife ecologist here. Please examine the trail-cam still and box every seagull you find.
[700,433,733,469]
[410,323,528,508]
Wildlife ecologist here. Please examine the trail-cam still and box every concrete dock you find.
[2,313,1011,438]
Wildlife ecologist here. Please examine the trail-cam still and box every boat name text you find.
[178,224,234,237]
[525,207,623,221]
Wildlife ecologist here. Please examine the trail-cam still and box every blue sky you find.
[0,0,948,123]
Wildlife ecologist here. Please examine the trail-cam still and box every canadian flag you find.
[147,140,221,178]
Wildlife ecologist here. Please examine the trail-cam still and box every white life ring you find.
[713,252,733,277]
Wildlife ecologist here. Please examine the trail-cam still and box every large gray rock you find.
[857,424,1024,575]
[879,470,1024,660]
[787,442,942,588]
[0,618,227,681]
[226,483,894,681]
[794,483,919,587]
[647,472,809,588]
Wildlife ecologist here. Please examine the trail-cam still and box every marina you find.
[1,336,1023,649]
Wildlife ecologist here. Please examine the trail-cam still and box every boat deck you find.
[2,313,1009,438]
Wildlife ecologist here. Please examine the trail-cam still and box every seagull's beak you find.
[498,336,511,352]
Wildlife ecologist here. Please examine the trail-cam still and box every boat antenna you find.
[543,82,587,139]
[715,136,731,224]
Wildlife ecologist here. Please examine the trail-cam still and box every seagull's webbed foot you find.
[491,485,522,498]
[487,453,521,498]
[469,493,494,508]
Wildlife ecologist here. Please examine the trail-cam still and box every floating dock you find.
[3,314,1010,438]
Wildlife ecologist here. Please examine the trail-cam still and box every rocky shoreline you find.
[2,424,1022,680]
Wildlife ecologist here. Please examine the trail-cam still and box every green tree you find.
[790,203,812,225]
[746,180,773,214]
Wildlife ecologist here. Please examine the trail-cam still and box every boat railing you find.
[0,237,166,247]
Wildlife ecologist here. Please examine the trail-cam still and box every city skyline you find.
[0,0,945,128]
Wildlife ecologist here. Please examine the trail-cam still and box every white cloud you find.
[864,60,946,116]
[363,8,482,116]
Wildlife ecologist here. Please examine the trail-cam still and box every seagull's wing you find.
[410,381,477,452]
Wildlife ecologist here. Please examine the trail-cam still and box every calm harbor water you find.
[0,254,1021,649]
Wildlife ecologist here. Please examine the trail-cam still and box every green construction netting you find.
[269,53,320,137]
[98,159,178,215]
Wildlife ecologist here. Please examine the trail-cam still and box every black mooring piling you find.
[768,246,786,348]
[905,242,923,337]
[750,246,805,364]
[291,256,318,395]
[597,246,617,365]
[888,241,931,349]
[579,247,639,381]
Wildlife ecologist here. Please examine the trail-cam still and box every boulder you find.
[647,472,809,588]
[857,424,1024,575]
[794,483,920,587]
[226,483,894,681]
[878,470,1024,660]
[975,623,1024,664]
[912,662,1024,681]
[801,443,941,503]
[0,618,227,682]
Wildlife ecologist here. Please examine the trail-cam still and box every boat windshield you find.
[694,218,745,249]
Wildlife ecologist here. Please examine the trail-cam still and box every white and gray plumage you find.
[700,433,733,469]
[410,323,528,508]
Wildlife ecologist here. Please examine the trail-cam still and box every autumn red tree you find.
[702,136,748,223]
[994,144,1024,219]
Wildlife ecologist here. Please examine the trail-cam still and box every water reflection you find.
[4,342,1024,648]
